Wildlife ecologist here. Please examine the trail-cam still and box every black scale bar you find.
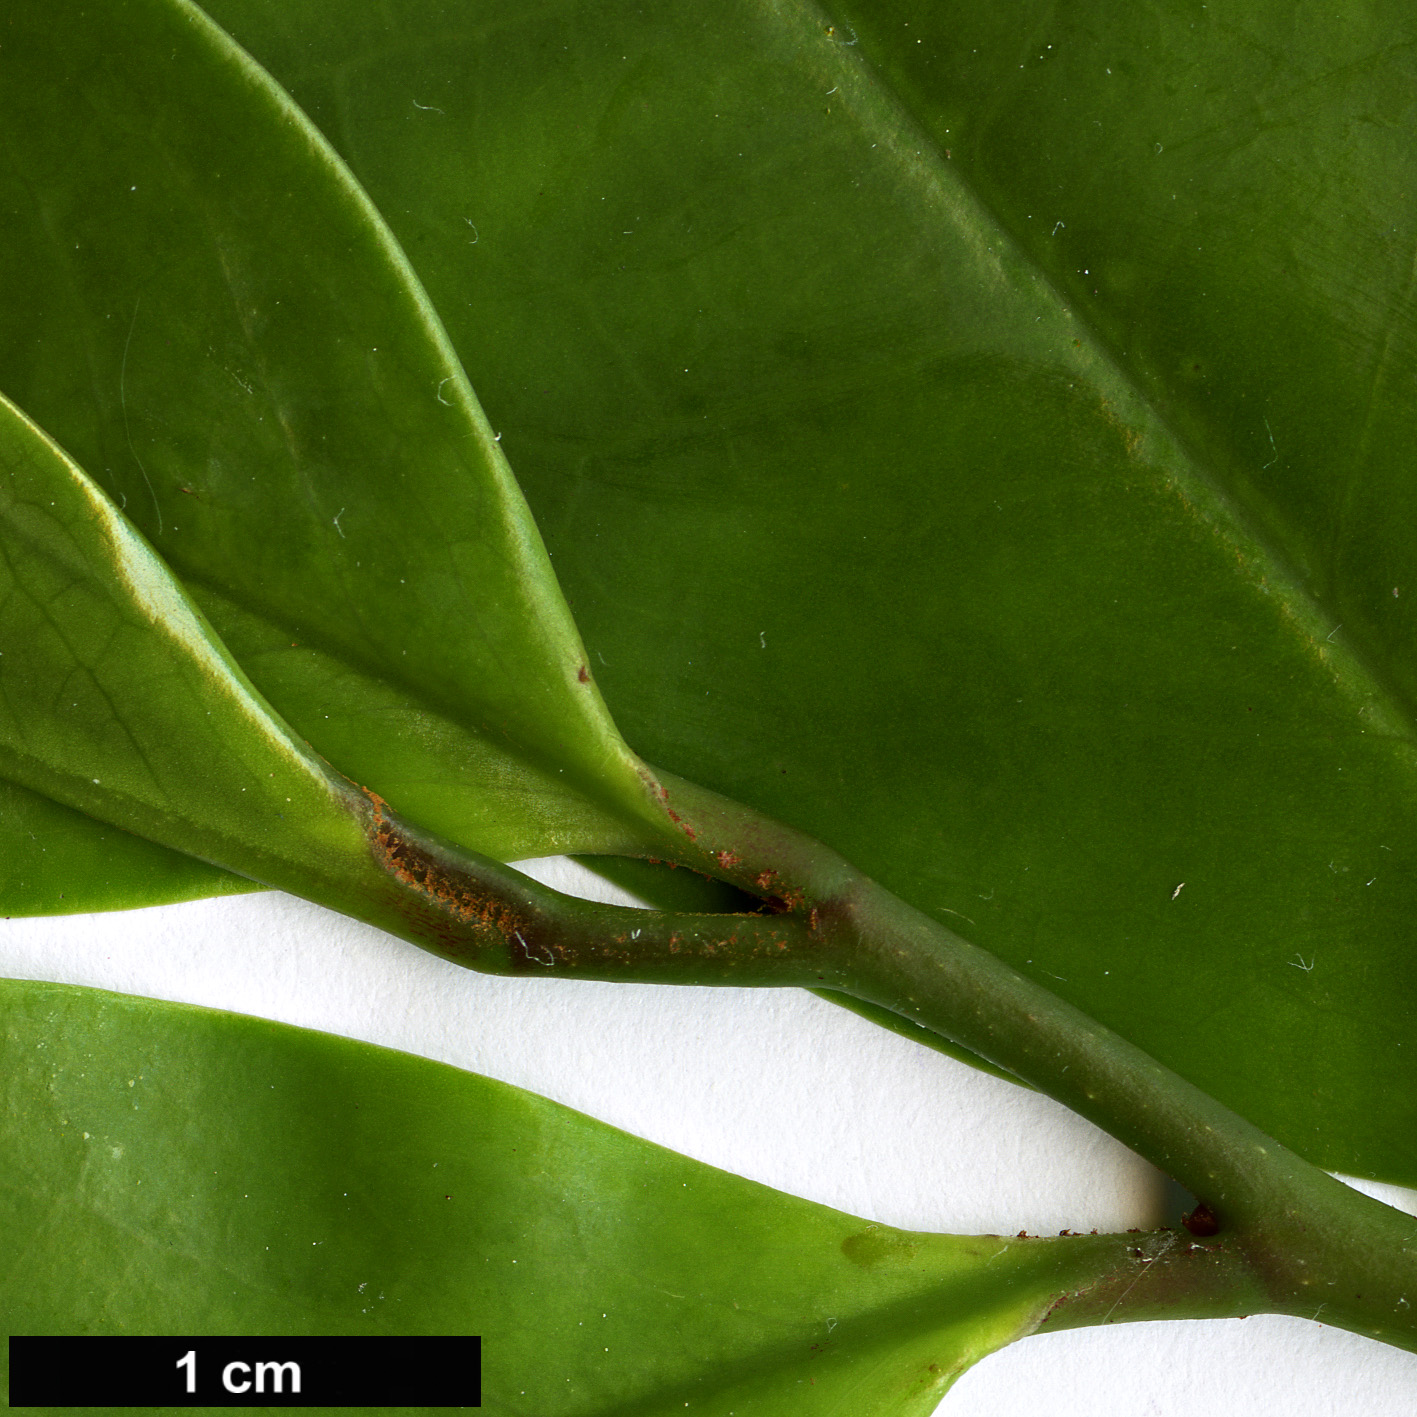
[8,1336,480,1407]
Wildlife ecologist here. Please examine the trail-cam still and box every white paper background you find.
[4,857,1416,1414]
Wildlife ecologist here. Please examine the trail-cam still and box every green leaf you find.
[0,389,375,897]
[0,779,255,916]
[0,389,828,989]
[199,0,1417,1186]
[0,0,683,914]
[0,975,1139,1414]
[0,385,697,988]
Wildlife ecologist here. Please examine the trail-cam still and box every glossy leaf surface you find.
[201,0,1417,1184]
[0,0,677,911]
[0,390,375,900]
[0,976,1120,1414]
[0,779,254,916]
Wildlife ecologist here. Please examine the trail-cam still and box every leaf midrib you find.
[798,0,1417,759]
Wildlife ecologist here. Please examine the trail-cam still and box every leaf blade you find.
[196,0,1417,1184]
[0,976,1124,1414]
[0,0,679,913]
[0,390,371,895]
[0,778,253,916]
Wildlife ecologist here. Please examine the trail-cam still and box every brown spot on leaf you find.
[577,664,589,683]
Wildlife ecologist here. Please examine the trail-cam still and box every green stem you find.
[1022,1230,1267,1332]
[651,772,1417,1350]
[317,778,1417,1349]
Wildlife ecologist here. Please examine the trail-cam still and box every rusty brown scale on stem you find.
[364,790,547,967]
